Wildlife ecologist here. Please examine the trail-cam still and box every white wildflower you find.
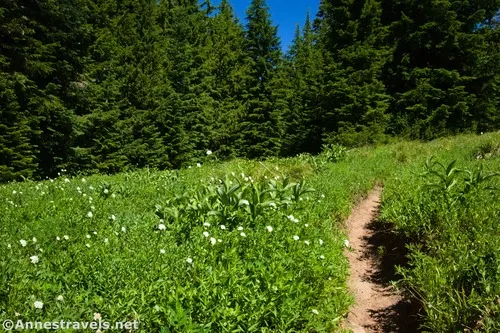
[30,255,39,264]
[104,188,109,194]
[203,222,210,227]
[206,150,212,155]
[237,226,244,231]
[63,235,69,240]
[320,255,325,260]
[17,240,24,248]
[91,205,95,211]
[186,257,193,264]
[64,178,70,183]
[56,295,64,302]
[203,231,210,238]
[81,178,86,183]
[89,186,94,191]
[121,227,126,233]
[85,244,90,248]
[304,240,310,246]
[158,224,166,231]
[196,163,201,168]
[86,234,91,239]
[319,239,324,245]
[312,309,319,315]
[7,244,11,249]
[93,313,101,320]
[304,223,309,228]
[343,239,350,248]
[32,237,37,243]
[56,236,61,241]
[111,215,116,221]
[34,301,43,309]
[12,190,17,194]
[293,235,300,241]
[220,225,226,230]
[240,232,246,238]
[159,249,165,254]
[87,211,93,218]
[210,237,217,245]
[104,238,109,244]
[266,226,273,232]
[239,199,249,206]
[111,193,116,198]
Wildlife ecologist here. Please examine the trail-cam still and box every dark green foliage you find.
[238,0,285,158]
[0,0,499,181]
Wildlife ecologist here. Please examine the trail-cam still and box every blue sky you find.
[214,0,321,53]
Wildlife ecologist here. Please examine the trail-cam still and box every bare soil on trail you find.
[344,187,420,333]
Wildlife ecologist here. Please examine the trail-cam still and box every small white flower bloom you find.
[158,224,166,231]
[86,234,91,239]
[159,249,165,254]
[64,178,70,183]
[321,194,325,199]
[343,239,350,248]
[56,295,64,302]
[32,237,37,243]
[206,150,212,155]
[319,239,324,245]
[312,309,319,315]
[91,205,95,211]
[104,238,109,244]
[104,188,109,194]
[63,235,69,240]
[34,301,43,309]
[39,248,43,253]
[82,193,87,197]
[240,199,249,206]
[87,211,93,218]
[304,240,310,246]
[186,257,193,264]
[76,187,81,192]
[111,193,116,198]
[304,223,309,228]
[240,232,246,238]
[203,222,210,227]
[244,177,249,181]
[20,239,27,247]
[220,225,226,230]
[196,163,201,167]
[56,236,61,241]
[30,255,39,264]
[266,226,273,232]
[81,178,86,183]
[154,305,161,312]
[237,226,244,231]
[89,186,94,191]
[7,244,11,249]
[111,215,116,221]
[203,231,210,238]
[218,239,222,243]
[210,237,217,245]
[320,255,325,260]
[86,244,90,248]
[93,231,97,235]
[121,227,126,233]
[93,313,101,320]
[293,235,300,241]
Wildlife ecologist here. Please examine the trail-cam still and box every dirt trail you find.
[344,187,418,333]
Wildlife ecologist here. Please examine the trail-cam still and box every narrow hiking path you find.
[344,187,419,333]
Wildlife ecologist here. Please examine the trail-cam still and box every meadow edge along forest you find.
[0,0,500,332]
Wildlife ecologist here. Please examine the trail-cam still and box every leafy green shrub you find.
[382,158,500,332]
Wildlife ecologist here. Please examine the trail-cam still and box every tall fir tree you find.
[238,0,285,158]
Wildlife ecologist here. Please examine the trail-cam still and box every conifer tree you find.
[239,0,284,158]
